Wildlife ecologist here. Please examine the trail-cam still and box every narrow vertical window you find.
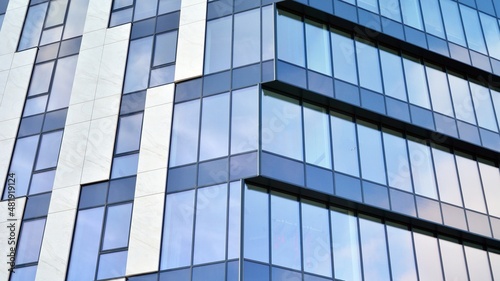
[455,154,486,213]
[359,216,391,281]
[305,19,332,75]
[331,112,359,177]
[199,93,230,161]
[387,224,418,281]
[233,8,260,68]
[382,129,412,192]
[440,0,466,46]
[403,56,431,109]
[277,10,305,67]
[123,37,154,94]
[380,47,407,101]
[169,100,200,167]
[460,5,487,54]
[432,145,462,206]
[357,121,386,185]
[304,103,331,169]
[407,138,437,199]
[331,30,358,85]
[439,238,468,281]
[478,161,500,218]
[464,246,493,281]
[421,0,445,38]
[231,86,259,154]
[427,65,453,117]
[18,3,48,50]
[356,40,383,93]
[448,74,476,124]
[205,16,232,74]
[400,0,424,30]
[244,185,269,263]
[413,232,444,281]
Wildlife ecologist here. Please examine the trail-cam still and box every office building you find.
[0,0,500,280]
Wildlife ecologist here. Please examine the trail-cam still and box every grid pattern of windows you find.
[109,0,181,27]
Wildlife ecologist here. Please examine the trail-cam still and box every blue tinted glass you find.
[403,57,430,109]
[421,0,445,38]
[43,108,67,132]
[386,225,418,281]
[380,48,406,101]
[455,154,486,213]
[480,13,500,60]
[79,182,108,209]
[102,203,133,250]
[18,3,48,50]
[114,0,133,9]
[28,61,54,96]
[244,185,269,262]
[233,8,260,68]
[440,0,466,46]
[29,170,56,195]
[16,218,46,264]
[470,83,498,132]
[228,182,241,259]
[153,31,177,66]
[359,0,379,13]
[134,0,157,21]
[62,0,89,39]
[331,30,358,85]
[231,86,259,154]
[10,265,37,281]
[97,250,128,280]
[492,90,500,130]
[110,8,133,27]
[149,65,175,87]
[426,65,453,116]
[408,139,437,199]
[262,5,274,61]
[111,153,139,179]
[108,176,136,203]
[169,99,200,166]
[401,0,423,29]
[305,19,331,75]
[205,16,232,74]
[380,0,401,21]
[192,263,225,281]
[359,217,391,281]
[199,93,230,161]
[116,113,143,154]
[121,91,146,114]
[382,129,412,192]
[159,268,190,281]
[448,74,476,124]
[159,0,181,14]
[4,135,39,198]
[356,40,382,93]
[124,37,154,93]
[24,95,48,117]
[357,122,386,184]
[47,55,79,111]
[35,131,63,171]
[277,10,305,67]
[431,146,462,206]
[304,103,331,169]
[460,5,487,54]
[244,261,269,281]
[18,115,43,137]
[24,193,51,219]
[331,112,359,177]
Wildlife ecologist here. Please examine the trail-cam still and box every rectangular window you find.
[244,184,269,263]
[231,86,259,154]
[403,56,431,109]
[401,0,423,30]
[205,16,232,74]
[380,48,406,101]
[359,216,391,281]
[455,154,486,213]
[470,83,498,132]
[440,0,466,46]
[304,103,331,169]
[355,40,382,93]
[427,65,453,117]
[305,19,332,75]
[382,129,412,192]
[408,138,437,199]
[357,122,386,184]
[169,100,200,167]
[233,8,260,68]
[460,5,487,54]
[439,238,468,281]
[199,93,230,161]
[331,30,358,85]
[123,37,154,94]
[421,0,445,38]
[386,224,418,281]
[277,10,305,67]
[414,232,444,281]
[331,112,359,177]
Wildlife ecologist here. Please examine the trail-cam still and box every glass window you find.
[124,37,153,93]
[277,10,305,67]
[24,96,48,117]
[271,192,301,270]
[301,201,331,277]
[4,136,39,198]
[490,252,500,280]
[331,30,358,85]
[40,26,63,45]
[161,190,195,269]
[28,61,55,96]
[470,83,498,132]
[460,5,487,54]
[464,246,493,281]
[10,265,36,281]
[440,0,466,46]
[159,0,181,14]
[102,203,133,250]
[331,112,359,177]
[304,103,331,169]
[479,162,500,218]
[358,0,379,13]
[426,65,453,117]
[400,0,423,30]
[305,19,331,75]
[199,93,230,161]
[492,90,500,130]
[227,182,241,259]
[45,0,68,27]
[262,90,303,161]
[359,217,391,281]
[448,74,476,124]
[205,16,232,74]
[380,0,401,21]
[134,0,157,20]
[431,145,462,206]
[62,0,90,39]
[356,40,382,93]
[439,238,468,281]
[380,48,406,101]
[115,113,143,154]
[35,131,63,171]
[15,218,46,264]
[408,138,437,199]
[382,129,412,192]
[47,55,79,111]
[231,86,259,154]
[403,57,430,109]
[114,0,133,9]
[244,184,269,263]
[29,170,56,195]
[357,122,386,184]
[480,13,500,60]
[455,154,486,213]
[262,5,274,61]
[193,184,227,264]
[169,100,200,167]
[18,3,48,50]
[413,232,443,281]
[97,250,128,280]
[67,207,105,281]
[153,31,177,66]
[330,208,362,281]
[111,153,139,179]
[386,224,418,281]
[233,8,260,68]
[421,0,445,38]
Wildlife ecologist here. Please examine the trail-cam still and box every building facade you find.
[0,0,500,280]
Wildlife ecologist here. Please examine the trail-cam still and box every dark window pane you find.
[244,261,269,281]
[115,113,143,154]
[192,263,225,281]
[159,268,190,281]
[43,108,68,132]
[35,130,63,170]
[108,176,136,203]
[79,182,108,209]
[124,37,154,93]
[18,114,44,137]
[113,0,133,9]
[24,193,51,219]
[120,91,146,114]
[110,8,133,26]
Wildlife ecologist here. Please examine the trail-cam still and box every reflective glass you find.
[271,192,301,270]
[331,112,359,177]
[426,65,453,116]
[359,217,391,281]
[356,40,382,93]
[492,90,500,129]
[380,48,406,101]
[97,251,128,280]
[439,238,468,281]
[480,13,500,60]
[35,131,63,170]
[403,57,430,109]
[431,146,462,206]
[262,90,303,161]
[108,176,136,204]
[277,10,305,67]
[227,182,241,259]
[490,252,500,280]
[379,0,401,21]
[134,0,157,20]
[19,115,43,137]
[421,0,445,38]
[455,154,486,213]
[192,263,225,281]
[233,8,260,68]
[448,74,475,124]
[153,31,177,66]
[10,265,36,281]
[63,0,90,39]
[4,136,39,198]
[18,3,48,50]
[304,103,331,169]
[413,232,443,281]
[470,83,497,132]
[67,207,104,281]
[102,203,132,250]
[28,61,54,96]
[408,139,437,199]
[331,30,358,85]
[79,182,108,209]
[244,185,269,263]
[45,0,68,27]
[330,208,361,281]
[460,5,487,54]
[110,8,133,26]
[382,129,412,192]
[401,0,423,30]
[305,19,331,75]
[115,113,143,154]
[357,122,386,184]
[159,0,181,14]
[149,65,174,87]
[386,224,418,281]
[169,100,200,166]
[15,218,45,264]
[161,190,195,269]
[205,16,232,73]
[231,86,258,154]
[114,0,133,9]
[301,201,331,277]
[440,0,466,46]
[479,162,500,218]
[124,37,153,93]
[262,5,274,61]
[199,93,230,161]
[464,246,492,281]
[40,26,63,45]
[111,153,139,179]
[29,170,56,194]
[43,108,67,132]
[47,55,79,111]
[358,0,379,13]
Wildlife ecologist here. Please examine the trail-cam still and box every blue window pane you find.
[455,154,486,213]
[431,146,462,206]
[331,112,359,177]
[159,0,181,14]
[414,232,443,281]
[102,203,133,250]
[305,19,331,75]
[331,30,357,85]
[358,0,378,13]
[159,268,190,281]
[16,218,46,264]
[124,37,153,93]
[380,48,406,101]
[110,8,133,27]
[199,93,230,161]
[169,99,200,166]
[192,263,225,281]
[62,0,89,39]
[97,251,128,280]
[43,108,68,132]
[108,176,136,204]
[45,0,68,28]
[4,135,39,198]
[24,193,51,219]
[382,129,412,192]
[231,86,259,154]
[28,61,54,97]
[79,182,108,209]
[403,57,430,109]
[357,122,386,184]
[149,65,175,87]
[47,55,79,111]
[233,8,260,68]
[35,131,63,170]
[228,182,241,259]
[193,184,227,264]
[29,170,56,195]
[262,5,274,61]
[460,5,487,54]
[67,207,104,281]
[277,10,305,67]
[262,90,303,161]
[448,74,476,124]
[401,0,423,30]
[244,184,269,263]
[480,13,500,60]
[408,138,437,199]
[134,0,157,21]
[492,90,500,130]
[10,265,37,281]
[439,238,468,281]
[18,3,48,50]
[304,103,331,169]
[205,16,232,74]
[359,217,391,281]
[386,225,418,281]
[244,261,269,281]
[161,190,195,270]
[440,0,466,46]
[380,0,401,21]
[421,0,445,38]
[470,83,498,132]
[153,31,177,66]
[426,65,453,116]
[19,115,43,137]
[114,0,133,9]
[111,153,139,179]
[356,40,382,93]
[116,113,143,154]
